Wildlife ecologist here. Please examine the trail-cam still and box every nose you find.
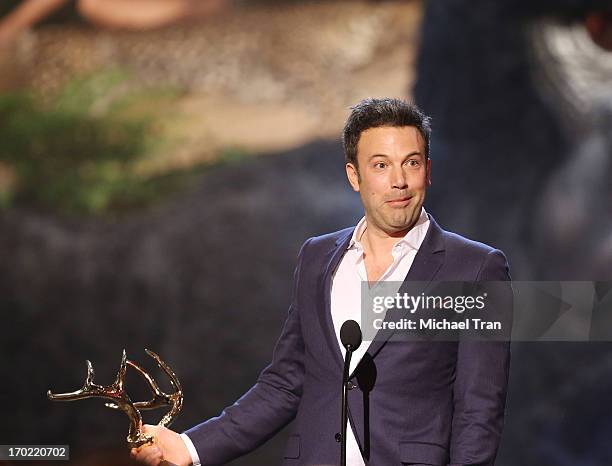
[391,164,408,190]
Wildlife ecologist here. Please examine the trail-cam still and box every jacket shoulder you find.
[442,229,498,255]
[307,226,354,249]
[295,227,353,266]
[438,228,510,280]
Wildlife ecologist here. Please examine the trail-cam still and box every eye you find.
[406,159,421,167]
[374,161,387,169]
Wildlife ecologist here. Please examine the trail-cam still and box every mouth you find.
[386,196,412,207]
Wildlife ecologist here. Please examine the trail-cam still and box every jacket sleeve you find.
[183,239,312,465]
[449,249,512,466]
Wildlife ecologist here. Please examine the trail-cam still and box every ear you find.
[426,158,432,186]
[346,163,360,192]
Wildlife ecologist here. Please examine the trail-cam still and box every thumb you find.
[141,424,159,436]
[140,424,162,447]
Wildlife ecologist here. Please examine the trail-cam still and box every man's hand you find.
[130,425,192,466]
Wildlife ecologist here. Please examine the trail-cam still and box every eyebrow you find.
[367,150,422,161]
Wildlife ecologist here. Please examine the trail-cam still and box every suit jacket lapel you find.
[318,228,354,370]
[366,216,446,359]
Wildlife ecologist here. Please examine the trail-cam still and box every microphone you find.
[341,319,362,352]
[339,320,362,466]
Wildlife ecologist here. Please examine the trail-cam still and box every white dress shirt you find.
[182,208,430,466]
[330,208,430,466]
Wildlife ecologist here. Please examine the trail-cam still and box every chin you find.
[389,215,417,229]
[387,223,413,234]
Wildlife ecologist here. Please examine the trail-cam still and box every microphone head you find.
[340,320,362,352]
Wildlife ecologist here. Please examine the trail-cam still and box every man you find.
[132,98,511,466]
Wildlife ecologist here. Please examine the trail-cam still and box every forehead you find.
[357,126,425,159]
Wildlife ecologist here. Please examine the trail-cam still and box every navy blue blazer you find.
[185,216,511,465]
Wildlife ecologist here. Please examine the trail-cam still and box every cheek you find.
[368,189,383,201]
[365,177,387,194]
[412,174,428,190]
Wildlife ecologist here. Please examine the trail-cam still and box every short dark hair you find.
[342,98,432,167]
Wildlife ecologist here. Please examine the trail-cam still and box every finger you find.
[141,448,163,465]
[132,443,157,454]
[132,445,162,463]
[134,451,162,466]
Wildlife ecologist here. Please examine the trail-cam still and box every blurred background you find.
[0,0,611,464]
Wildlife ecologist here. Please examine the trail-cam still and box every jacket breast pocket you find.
[399,441,447,465]
[283,434,301,459]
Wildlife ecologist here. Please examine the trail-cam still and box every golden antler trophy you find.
[48,349,183,465]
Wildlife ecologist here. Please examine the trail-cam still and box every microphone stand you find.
[340,344,354,466]
[339,319,361,466]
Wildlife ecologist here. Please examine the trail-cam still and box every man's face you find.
[346,126,431,236]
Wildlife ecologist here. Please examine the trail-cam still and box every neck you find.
[360,222,411,261]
